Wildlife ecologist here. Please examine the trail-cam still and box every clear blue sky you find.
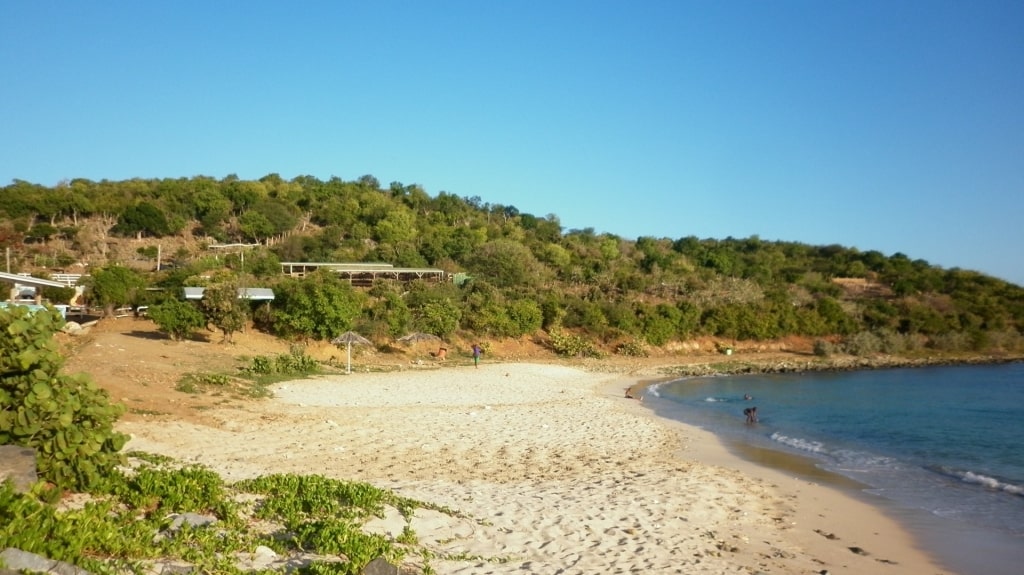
[3,1,1022,285]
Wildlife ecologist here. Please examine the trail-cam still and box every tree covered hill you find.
[2,174,1022,356]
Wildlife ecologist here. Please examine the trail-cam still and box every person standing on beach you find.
[472,343,482,368]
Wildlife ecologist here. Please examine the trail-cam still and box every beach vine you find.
[1,456,479,575]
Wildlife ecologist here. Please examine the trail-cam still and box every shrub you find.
[929,331,971,352]
[812,339,834,357]
[243,347,320,378]
[506,299,544,336]
[0,306,127,491]
[842,331,882,356]
[616,339,649,357]
[148,297,206,340]
[548,330,602,358]
[269,272,364,340]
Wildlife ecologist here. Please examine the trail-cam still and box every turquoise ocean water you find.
[643,362,1024,575]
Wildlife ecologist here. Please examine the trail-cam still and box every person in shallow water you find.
[743,406,758,423]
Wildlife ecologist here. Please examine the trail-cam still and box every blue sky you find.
[3,1,1022,285]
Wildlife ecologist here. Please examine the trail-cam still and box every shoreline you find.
[635,363,1024,575]
[648,352,1024,378]
[121,362,952,574]
[620,352,1024,408]
[605,376,953,575]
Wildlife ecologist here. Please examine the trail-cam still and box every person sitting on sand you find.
[624,387,643,401]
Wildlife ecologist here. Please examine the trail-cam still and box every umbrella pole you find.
[347,342,352,374]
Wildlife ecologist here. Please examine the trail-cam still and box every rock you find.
[153,513,218,543]
[361,556,399,575]
[0,548,92,575]
[167,513,217,531]
[234,545,279,570]
[61,321,83,334]
[0,446,38,493]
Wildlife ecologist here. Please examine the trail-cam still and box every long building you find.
[280,262,448,286]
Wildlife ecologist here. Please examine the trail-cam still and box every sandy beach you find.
[120,362,952,574]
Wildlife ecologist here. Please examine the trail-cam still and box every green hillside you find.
[2,174,1022,356]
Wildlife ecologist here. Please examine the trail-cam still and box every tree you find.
[366,291,412,339]
[87,265,147,316]
[198,275,249,343]
[506,299,544,335]
[113,201,172,238]
[253,198,300,237]
[148,297,206,341]
[238,210,275,244]
[418,299,462,338]
[269,272,364,340]
[0,306,127,490]
[464,239,551,288]
[374,207,418,245]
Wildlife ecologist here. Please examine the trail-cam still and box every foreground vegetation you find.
[3,174,1022,357]
[0,459,472,575]
[0,309,478,574]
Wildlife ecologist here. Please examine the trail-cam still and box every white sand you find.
[121,363,951,574]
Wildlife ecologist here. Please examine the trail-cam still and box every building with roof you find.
[183,287,275,301]
[280,262,447,287]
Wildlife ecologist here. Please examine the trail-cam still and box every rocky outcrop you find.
[658,354,1024,378]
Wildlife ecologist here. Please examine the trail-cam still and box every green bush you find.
[108,465,237,519]
[616,339,649,357]
[843,331,882,356]
[269,272,364,340]
[548,330,602,358]
[0,306,128,491]
[243,347,320,378]
[148,297,206,340]
[812,339,834,357]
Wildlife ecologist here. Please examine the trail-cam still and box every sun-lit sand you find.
[121,362,951,574]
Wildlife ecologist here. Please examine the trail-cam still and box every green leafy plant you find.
[616,339,649,357]
[241,347,320,381]
[268,271,364,340]
[105,464,237,519]
[1,460,480,575]
[813,339,834,357]
[84,265,147,317]
[147,297,206,341]
[0,306,128,491]
[294,518,395,569]
[235,474,419,524]
[548,329,602,358]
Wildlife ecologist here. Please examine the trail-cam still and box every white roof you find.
[183,287,275,300]
[0,271,67,288]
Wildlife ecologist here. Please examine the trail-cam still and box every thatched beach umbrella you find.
[331,331,372,374]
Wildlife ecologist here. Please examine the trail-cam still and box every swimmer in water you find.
[743,406,758,423]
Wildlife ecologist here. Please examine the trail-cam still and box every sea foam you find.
[957,470,1024,496]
